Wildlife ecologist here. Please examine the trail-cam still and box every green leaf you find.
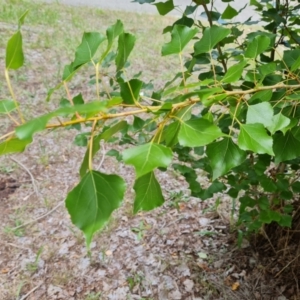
[0,100,17,114]
[245,35,270,58]
[120,79,143,104]
[178,119,224,147]
[162,25,198,56]
[222,60,247,83]
[65,170,126,248]
[291,55,300,71]
[221,4,238,19]
[161,121,180,147]
[267,113,290,135]
[16,101,107,140]
[0,137,32,156]
[154,0,174,15]
[273,131,300,163]
[278,214,292,227]
[16,114,50,141]
[207,138,247,180]
[292,182,300,193]
[238,124,274,155]
[106,20,124,52]
[100,120,128,141]
[74,133,89,147]
[133,171,164,213]
[115,32,136,71]
[246,102,273,127]
[122,143,173,178]
[6,31,24,70]
[18,10,29,28]
[72,32,106,70]
[194,25,230,55]
[258,62,276,77]
[248,90,272,103]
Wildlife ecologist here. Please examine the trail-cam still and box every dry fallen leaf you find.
[232,281,240,291]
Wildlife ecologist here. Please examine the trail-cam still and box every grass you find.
[0,0,178,99]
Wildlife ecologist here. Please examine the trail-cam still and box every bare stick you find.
[12,200,64,231]
[9,157,40,199]
[20,282,43,300]
[275,252,300,278]
[97,141,106,171]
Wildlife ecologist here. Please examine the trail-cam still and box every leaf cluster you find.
[2,0,300,248]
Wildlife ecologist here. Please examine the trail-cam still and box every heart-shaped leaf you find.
[133,171,164,213]
[0,100,17,114]
[162,25,198,56]
[66,170,126,248]
[238,123,274,155]
[122,143,173,178]
[194,25,230,55]
[0,137,32,155]
[154,0,174,15]
[246,102,274,127]
[222,60,247,83]
[245,35,270,58]
[178,119,224,147]
[207,138,247,180]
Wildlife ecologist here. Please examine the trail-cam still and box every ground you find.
[0,1,299,299]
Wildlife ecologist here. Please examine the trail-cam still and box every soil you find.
[1,2,299,300]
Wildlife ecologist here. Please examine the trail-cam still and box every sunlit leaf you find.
[207,138,247,180]
[133,171,164,213]
[72,32,106,69]
[267,113,290,135]
[6,31,24,70]
[122,143,173,178]
[178,119,224,147]
[246,102,273,127]
[222,60,247,83]
[194,25,230,55]
[162,25,198,56]
[245,35,270,58]
[0,100,17,114]
[0,137,32,156]
[66,170,126,248]
[16,101,107,140]
[238,124,274,155]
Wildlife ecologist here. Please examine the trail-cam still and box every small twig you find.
[12,200,64,231]
[19,282,43,300]
[97,142,106,171]
[9,157,40,199]
[5,243,31,251]
[275,252,300,278]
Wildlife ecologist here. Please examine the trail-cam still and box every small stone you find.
[183,279,194,292]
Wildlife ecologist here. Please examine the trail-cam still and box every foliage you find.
[2,0,300,248]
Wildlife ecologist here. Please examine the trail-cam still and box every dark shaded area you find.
[0,177,19,199]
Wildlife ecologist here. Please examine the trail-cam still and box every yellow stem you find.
[88,120,97,171]
[0,130,15,141]
[5,69,24,123]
